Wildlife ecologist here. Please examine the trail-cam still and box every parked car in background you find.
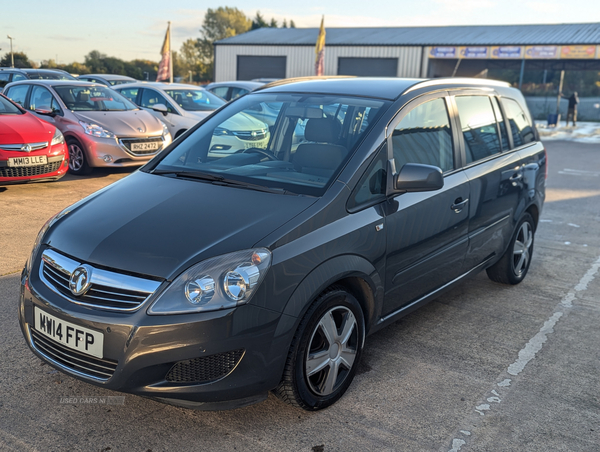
[0,68,76,91]
[114,82,226,139]
[78,74,137,87]
[18,77,545,412]
[0,93,68,184]
[3,80,171,175]
[204,81,264,101]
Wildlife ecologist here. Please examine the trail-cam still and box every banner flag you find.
[157,22,172,82]
[315,17,325,76]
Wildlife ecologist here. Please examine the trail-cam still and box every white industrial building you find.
[214,23,600,83]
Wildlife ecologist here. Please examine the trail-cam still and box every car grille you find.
[40,249,161,312]
[165,349,245,384]
[232,130,267,141]
[0,161,61,178]
[119,137,164,156]
[30,328,118,381]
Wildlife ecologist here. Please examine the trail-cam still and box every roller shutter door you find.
[338,57,398,77]
[237,56,286,80]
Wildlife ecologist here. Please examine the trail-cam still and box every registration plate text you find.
[8,155,48,167]
[131,142,160,151]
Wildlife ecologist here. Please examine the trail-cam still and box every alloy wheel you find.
[305,306,358,396]
[513,221,533,277]
[69,143,84,172]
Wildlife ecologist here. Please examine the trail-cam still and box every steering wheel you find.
[241,147,278,161]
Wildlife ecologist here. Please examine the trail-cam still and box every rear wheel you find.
[274,287,365,410]
[487,213,535,285]
[67,138,92,175]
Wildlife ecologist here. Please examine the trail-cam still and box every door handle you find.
[451,198,469,213]
[509,173,523,181]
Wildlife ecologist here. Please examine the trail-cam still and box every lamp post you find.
[7,35,14,68]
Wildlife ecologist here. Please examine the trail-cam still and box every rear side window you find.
[118,87,139,104]
[503,98,535,147]
[12,73,27,82]
[230,87,249,100]
[455,96,501,164]
[5,84,29,107]
[210,86,229,100]
[0,73,10,88]
[391,98,454,172]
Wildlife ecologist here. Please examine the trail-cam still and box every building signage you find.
[459,46,489,58]
[525,46,559,59]
[429,47,457,58]
[491,46,523,59]
[560,45,596,59]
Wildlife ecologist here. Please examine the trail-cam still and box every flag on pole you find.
[315,16,325,76]
[157,22,172,82]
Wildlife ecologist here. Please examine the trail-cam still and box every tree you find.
[84,50,108,73]
[199,7,252,79]
[1,51,33,68]
[282,19,288,28]
[251,11,268,30]
[269,18,278,28]
[179,38,210,82]
[290,20,296,28]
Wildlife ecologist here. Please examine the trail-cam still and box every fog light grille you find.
[166,349,244,384]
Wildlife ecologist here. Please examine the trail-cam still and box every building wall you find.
[215,45,427,81]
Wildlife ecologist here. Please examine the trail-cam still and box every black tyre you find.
[486,213,535,285]
[274,286,365,410]
[67,138,92,175]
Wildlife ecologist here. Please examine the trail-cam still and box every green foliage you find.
[251,12,268,30]
[269,18,278,28]
[1,51,33,68]
[290,20,296,28]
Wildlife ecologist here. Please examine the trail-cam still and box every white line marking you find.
[564,241,571,245]
[567,223,580,228]
[446,255,600,451]
[539,219,553,223]
[563,168,600,175]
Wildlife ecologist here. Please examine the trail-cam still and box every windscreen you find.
[151,92,388,196]
[164,88,225,111]
[0,95,23,114]
[54,85,138,111]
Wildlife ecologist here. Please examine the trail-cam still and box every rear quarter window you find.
[503,98,535,147]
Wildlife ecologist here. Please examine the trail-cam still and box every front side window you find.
[5,84,29,107]
[455,95,501,164]
[118,87,139,103]
[230,87,249,100]
[29,86,61,113]
[140,89,175,113]
[492,97,509,150]
[391,97,454,172]
[54,85,138,111]
[209,86,229,99]
[164,88,224,112]
[12,73,27,82]
[503,98,535,147]
[151,93,388,197]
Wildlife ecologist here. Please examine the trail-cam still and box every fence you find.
[525,96,600,122]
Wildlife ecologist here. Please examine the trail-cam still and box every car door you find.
[382,93,470,317]
[450,91,526,270]
[138,88,179,135]
[27,85,64,126]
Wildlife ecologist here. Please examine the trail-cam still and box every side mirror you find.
[151,103,168,115]
[35,108,56,117]
[386,160,444,195]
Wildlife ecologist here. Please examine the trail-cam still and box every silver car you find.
[2,80,172,175]
[114,82,225,139]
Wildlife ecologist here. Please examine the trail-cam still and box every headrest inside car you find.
[304,118,341,143]
[77,91,90,102]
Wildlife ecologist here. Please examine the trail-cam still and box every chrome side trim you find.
[0,142,48,152]
[379,255,496,324]
[40,249,161,312]
[468,214,510,239]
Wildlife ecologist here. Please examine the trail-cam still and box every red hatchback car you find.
[0,94,68,184]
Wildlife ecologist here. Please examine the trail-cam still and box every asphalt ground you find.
[0,141,599,451]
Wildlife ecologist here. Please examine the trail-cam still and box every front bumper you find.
[78,133,172,168]
[18,261,294,408]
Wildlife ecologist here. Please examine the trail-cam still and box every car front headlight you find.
[79,120,115,138]
[161,122,169,137]
[213,127,230,136]
[148,248,272,315]
[50,128,65,146]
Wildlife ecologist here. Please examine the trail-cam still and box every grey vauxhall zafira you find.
[19,77,546,411]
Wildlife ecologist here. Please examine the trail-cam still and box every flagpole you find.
[168,21,173,83]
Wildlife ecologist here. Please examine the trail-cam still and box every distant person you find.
[561,91,579,126]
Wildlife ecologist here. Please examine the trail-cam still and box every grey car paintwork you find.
[18,77,545,409]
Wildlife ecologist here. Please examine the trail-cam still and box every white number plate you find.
[8,155,48,167]
[34,307,104,358]
[131,142,160,151]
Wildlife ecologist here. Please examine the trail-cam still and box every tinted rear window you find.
[455,96,501,164]
[503,98,535,147]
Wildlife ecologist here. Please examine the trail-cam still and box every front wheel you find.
[487,213,535,285]
[67,139,92,175]
[274,287,365,410]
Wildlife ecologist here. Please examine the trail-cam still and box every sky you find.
[0,0,598,64]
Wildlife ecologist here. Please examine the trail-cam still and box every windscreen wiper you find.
[152,169,297,195]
